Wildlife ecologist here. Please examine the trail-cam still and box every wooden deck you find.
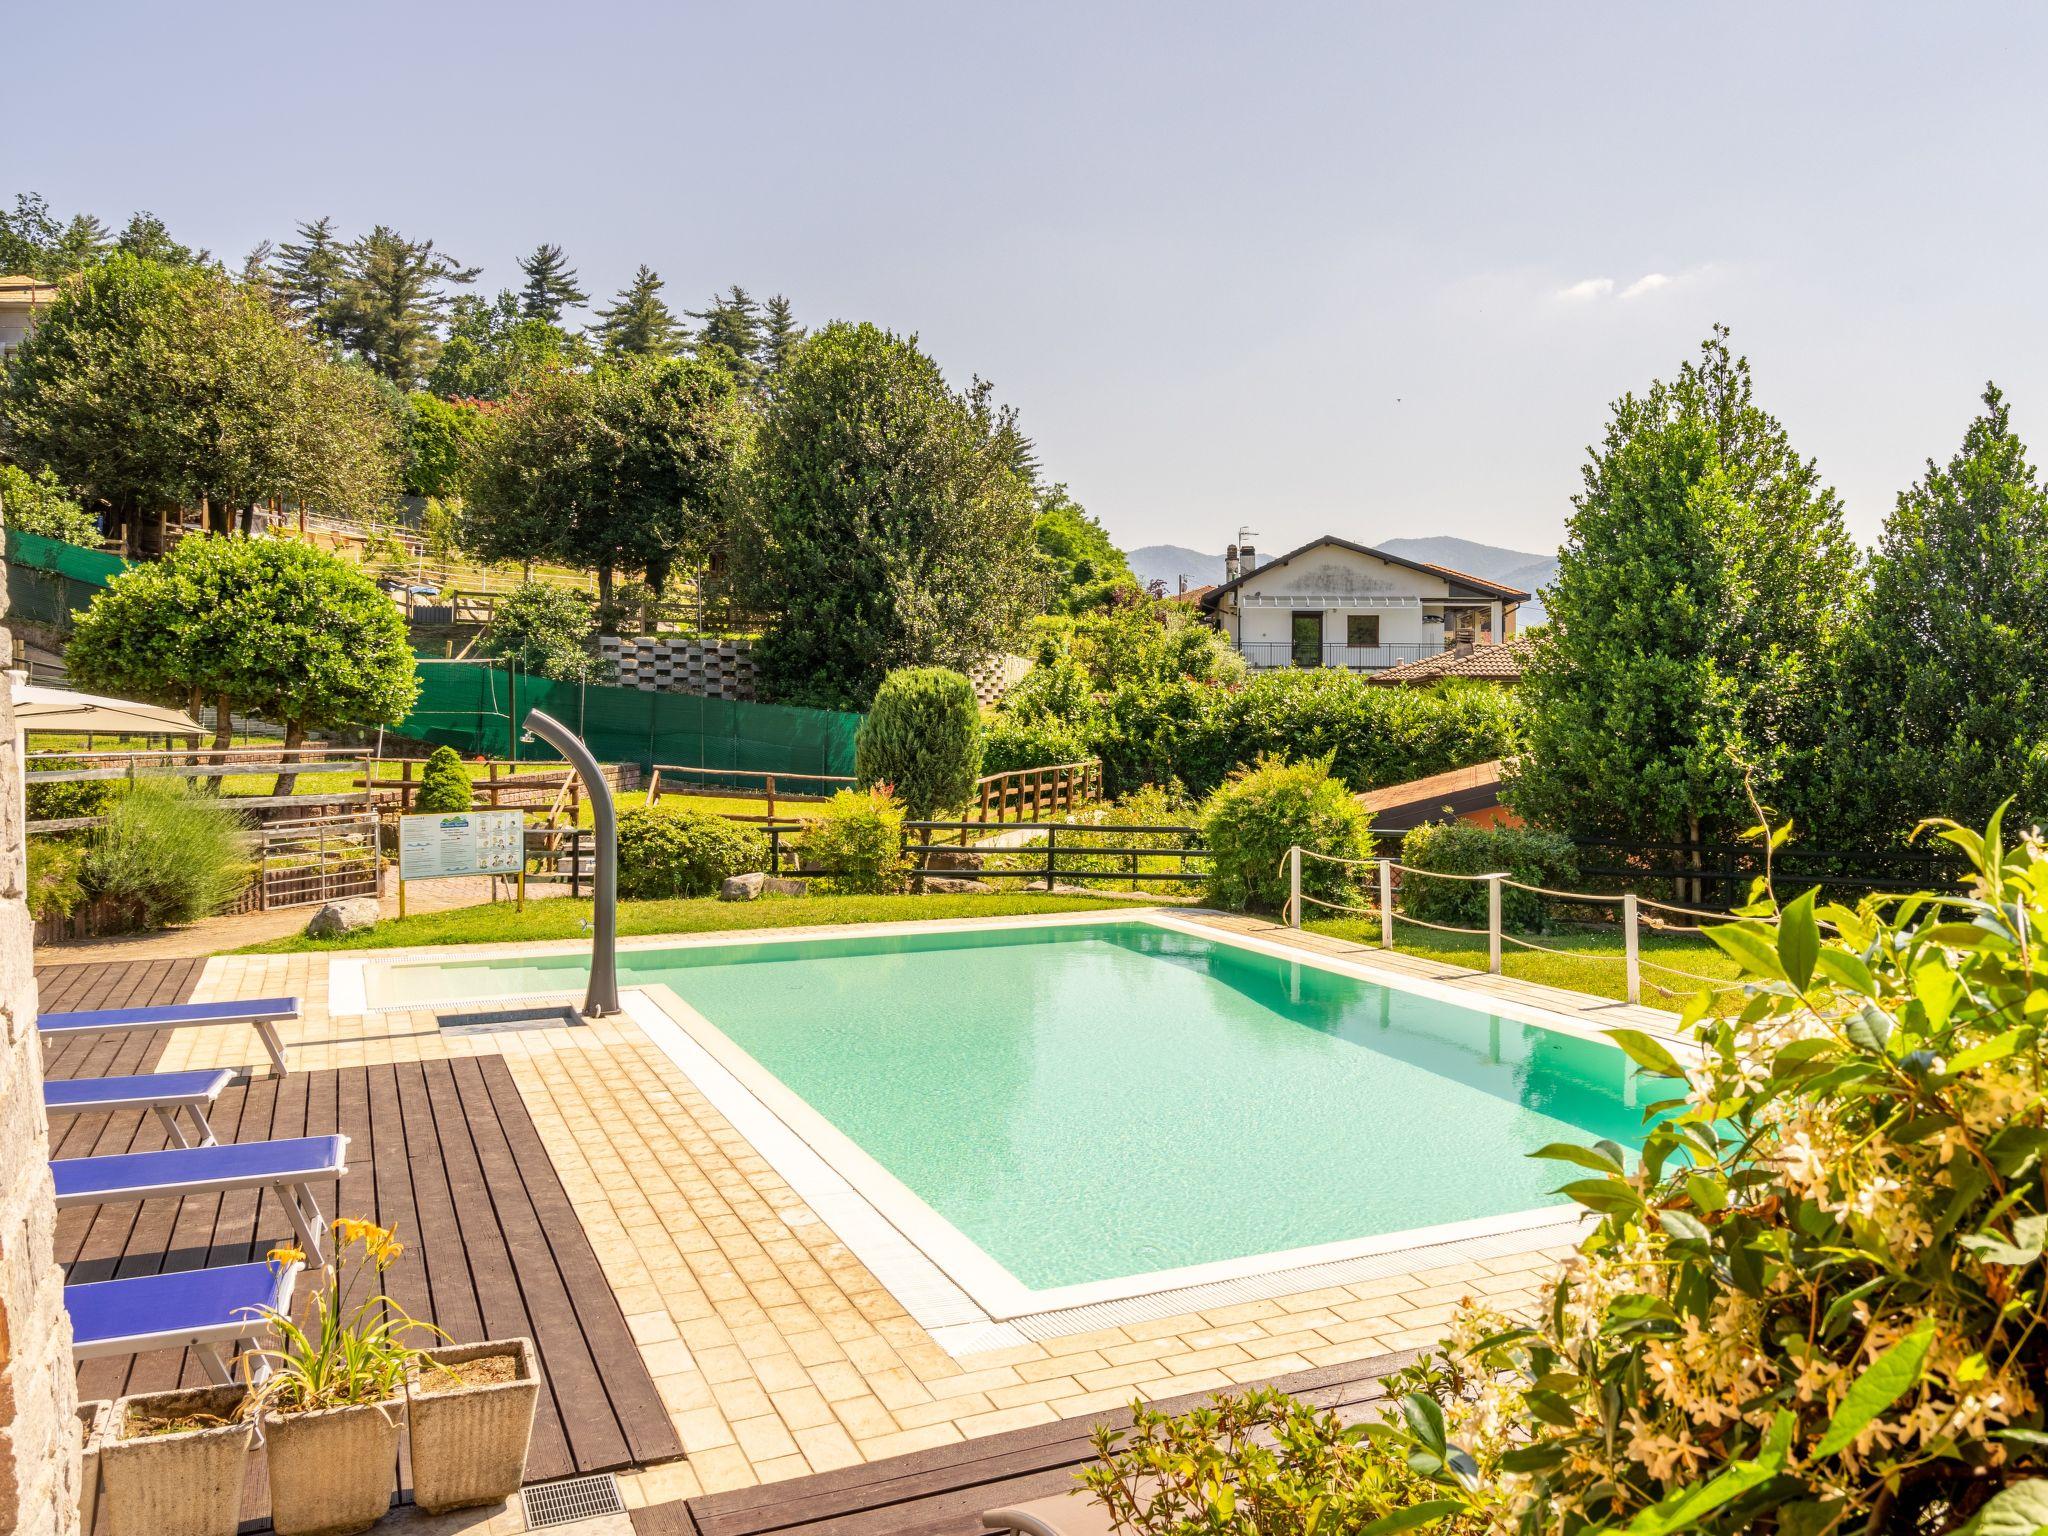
[39,957,683,1499]
[640,1350,1418,1536]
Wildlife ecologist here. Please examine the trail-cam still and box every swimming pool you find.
[360,913,1663,1317]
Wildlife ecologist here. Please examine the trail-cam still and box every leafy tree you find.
[730,321,1046,708]
[516,243,588,322]
[759,294,803,383]
[1,255,397,544]
[1824,384,2048,839]
[592,265,683,360]
[854,667,984,818]
[1,193,115,279]
[0,462,101,545]
[427,289,585,399]
[465,358,742,608]
[273,216,348,342]
[113,211,202,267]
[330,225,478,386]
[480,583,611,681]
[400,391,492,498]
[1506,327,1859,855]
[66,535,419,790]
[420,495,464,564]
[689,284,762,388]
[413,745,475,812]
[1032,485,1134,612]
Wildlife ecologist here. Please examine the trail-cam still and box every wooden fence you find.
[647,765,855,822]
[974,760,1102,823]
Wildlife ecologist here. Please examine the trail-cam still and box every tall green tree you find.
[272,216,348,342]
[1,254,396,544]
[113,211,202,267]
[465,357,743,608]
[729,321,1046,708]
[400,392,492,498]
[1823,384,2048,839]
[759,294,804,382]
[690,285,763,388]
[1032,485,1134,612]
[592,265,683,360]
[1506,327,1859,855]
[517,242,588,322]
[330,225,478,386]
[427,290,585,398]
[1,193,114,278]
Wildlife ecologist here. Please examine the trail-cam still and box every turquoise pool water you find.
[376,920,1654,1290]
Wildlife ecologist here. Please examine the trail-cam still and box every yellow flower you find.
[267,1244,307,1270]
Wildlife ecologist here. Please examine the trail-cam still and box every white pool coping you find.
[338,910,1668,1348]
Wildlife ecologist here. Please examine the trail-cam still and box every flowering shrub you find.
[1415,810,2048,1534]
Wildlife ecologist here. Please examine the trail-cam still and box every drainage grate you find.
[522,1473,625,1529]
[438,1005,583,1037]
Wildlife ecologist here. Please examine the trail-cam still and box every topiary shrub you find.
[617,804,768,899]
[80,777,253,931]
[413,746,475,812]
[854,668,983,820]
[800,788,906,894]
[1396,820,1580,933]
[1201,754,1374,913]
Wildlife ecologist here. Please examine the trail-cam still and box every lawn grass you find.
[236,890,1128,953]
[1303,919,1743,1005]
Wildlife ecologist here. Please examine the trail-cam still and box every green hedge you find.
[1397,821,1579,933]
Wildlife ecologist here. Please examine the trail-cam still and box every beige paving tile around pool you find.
[174,937,1591,1493]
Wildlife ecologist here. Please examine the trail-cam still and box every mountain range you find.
[1126,535,1558,625]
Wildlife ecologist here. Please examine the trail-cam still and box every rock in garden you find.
[924,848,984,872]
[921,876,996,894]
[721,873,768,901]
[305,898,380,936]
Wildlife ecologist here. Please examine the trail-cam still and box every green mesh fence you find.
[400,658,862,777]
[4,529,127,631]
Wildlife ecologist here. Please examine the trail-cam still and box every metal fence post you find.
[1379,859,1394,949]
[1487,875,1503,975]
[1624,891,1641,1004]
[1045,826,1058,892]
[1288,847,1302,928]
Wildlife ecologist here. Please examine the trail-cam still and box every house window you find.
[1346,615,1380,648]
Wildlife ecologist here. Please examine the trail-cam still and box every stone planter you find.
[262,1398,403,1536]
[405,1337,540,1512]
[98,1384,253,1536]
[77,1400,109,1536]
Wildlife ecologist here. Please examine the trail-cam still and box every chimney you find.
[1240,540,1257,572]
[1225,543,1241,582]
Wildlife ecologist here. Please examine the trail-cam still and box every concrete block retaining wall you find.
[598,637,1030,707]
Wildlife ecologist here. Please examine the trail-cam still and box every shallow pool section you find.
[370,918,1653,1296]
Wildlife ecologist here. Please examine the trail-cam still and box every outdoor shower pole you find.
[521,708,621,1017]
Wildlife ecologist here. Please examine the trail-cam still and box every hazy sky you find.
[10,3,2047,558]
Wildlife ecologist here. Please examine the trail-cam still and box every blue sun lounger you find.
[52,1135,348,1265]
[45,1069,237,1149]
[38,996,299,1076]
[66,1259,301,1384]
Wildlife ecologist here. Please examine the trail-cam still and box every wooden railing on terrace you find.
[975,760,1102,823]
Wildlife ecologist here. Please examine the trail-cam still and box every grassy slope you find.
[237,891,1127,953]
[1305,920,1742,1005]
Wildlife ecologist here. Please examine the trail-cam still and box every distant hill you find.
[1125,535,1556,624]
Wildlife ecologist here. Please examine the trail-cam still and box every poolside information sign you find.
[398,811,524,880]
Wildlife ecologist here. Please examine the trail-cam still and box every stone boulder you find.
[920,875,997,895]
[305,897,380,937]
[720,873,767,901]
[924,848,984,872]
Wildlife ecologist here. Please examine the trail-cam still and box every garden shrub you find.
[413,745,475,813]
[616,803,767,899]
[854,668,983,819]
[801,788,906,894]
[80,777,252,930]
[26,838,86,920]
[0,461,101,545]
[1216,672,1527,796]
[979,714,1092,778]
[1397,821,1579,933]
[24,760,120,824]
[1201,755,1374,913]
[1396,808,2048,1535]
[482,583,614,682]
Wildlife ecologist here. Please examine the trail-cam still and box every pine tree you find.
[114,211,202,266]
[592,266,683,359]
[759,294,804,382]
[517,242,589,322]
[51,214,111,276]
[330,226,479,386]
[273,218,349,342]
[689,285,763,388]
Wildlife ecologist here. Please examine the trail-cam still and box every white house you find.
[1197,535,1528,671]
[0,275,58,359]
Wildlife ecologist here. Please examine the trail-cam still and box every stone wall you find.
[0,660,79,1535]
[597,637,1032,709]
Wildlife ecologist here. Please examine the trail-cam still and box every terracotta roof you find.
[1169,583,1217,604]
[1195,535,1532,610]
[1369,635,1537,686]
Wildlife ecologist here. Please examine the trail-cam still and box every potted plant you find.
[247,1222,437,1536]
[95,1383,254,1536]
[405,1336,541,1511]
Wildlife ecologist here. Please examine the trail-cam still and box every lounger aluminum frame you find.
[38,996,299,1076]
[67,1259,300,1385]
[51,1134,348,1265]
[44,1069,237,1149]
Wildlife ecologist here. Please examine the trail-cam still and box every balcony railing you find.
[1232,640,1453,672]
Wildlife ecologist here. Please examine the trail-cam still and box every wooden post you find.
[765,775,776,821]
[1379,859,1394,949]
[1624,892,1641,1005]
[1487,876,1503,975]
[1288,847,1302,928]
[1044,826,1058,892]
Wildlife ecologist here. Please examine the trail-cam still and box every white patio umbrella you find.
[12,684,205,738]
